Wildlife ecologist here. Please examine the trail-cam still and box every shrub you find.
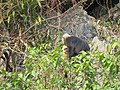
[0,39,119,90]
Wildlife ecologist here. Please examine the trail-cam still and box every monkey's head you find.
[62,33,71,44]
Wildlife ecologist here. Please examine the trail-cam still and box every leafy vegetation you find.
[0,39,120,90]
[0,0,120,90]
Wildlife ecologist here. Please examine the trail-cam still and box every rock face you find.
[61,6,97,39]
[92,36,107,53]
[44,5,98,42]
[43,5,111,52]
[84,0,119,19]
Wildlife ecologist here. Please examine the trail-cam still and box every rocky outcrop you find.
[43,5,112,52]
[44,5,98,42]
[92,36,107,53]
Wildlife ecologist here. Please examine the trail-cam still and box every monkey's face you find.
[62,45,70,59]
[62,45,69,54]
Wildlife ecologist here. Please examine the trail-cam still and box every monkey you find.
[62,33,90,60]
[62,33,90,78]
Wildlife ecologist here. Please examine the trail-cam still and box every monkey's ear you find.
[62,37,65,42]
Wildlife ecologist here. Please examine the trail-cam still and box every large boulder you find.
[44,5,98,42]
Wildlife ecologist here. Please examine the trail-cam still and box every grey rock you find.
[92,36,107,53]
[43,5,98,44]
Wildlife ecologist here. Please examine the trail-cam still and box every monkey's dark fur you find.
[62,33,90,59]
[62,33,90,78]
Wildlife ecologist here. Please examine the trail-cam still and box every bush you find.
[0,0,120,90]
[0,39,120,90]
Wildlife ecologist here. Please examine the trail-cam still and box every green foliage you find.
[97,18,120,39]
[0,0,120,90]
[0,0,45,45]
[0,39,120,90]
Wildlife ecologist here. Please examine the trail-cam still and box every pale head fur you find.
[62,33,71,43]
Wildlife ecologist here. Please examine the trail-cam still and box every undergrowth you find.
[0,0,120,90]
[0,39,120,90]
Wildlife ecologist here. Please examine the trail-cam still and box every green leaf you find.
[107,45,111,52]
[6,82,12,87]
[112,42,118,49]
[18,73,23,78]
[37,0,42,7]
[31,71,36,77]
[97,19,101,24]
[12,11,15,17]
[7,16,11,24]
[92,46,98,53]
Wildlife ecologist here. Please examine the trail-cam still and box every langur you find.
[62,33,90,60]
[62,33,90,78]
